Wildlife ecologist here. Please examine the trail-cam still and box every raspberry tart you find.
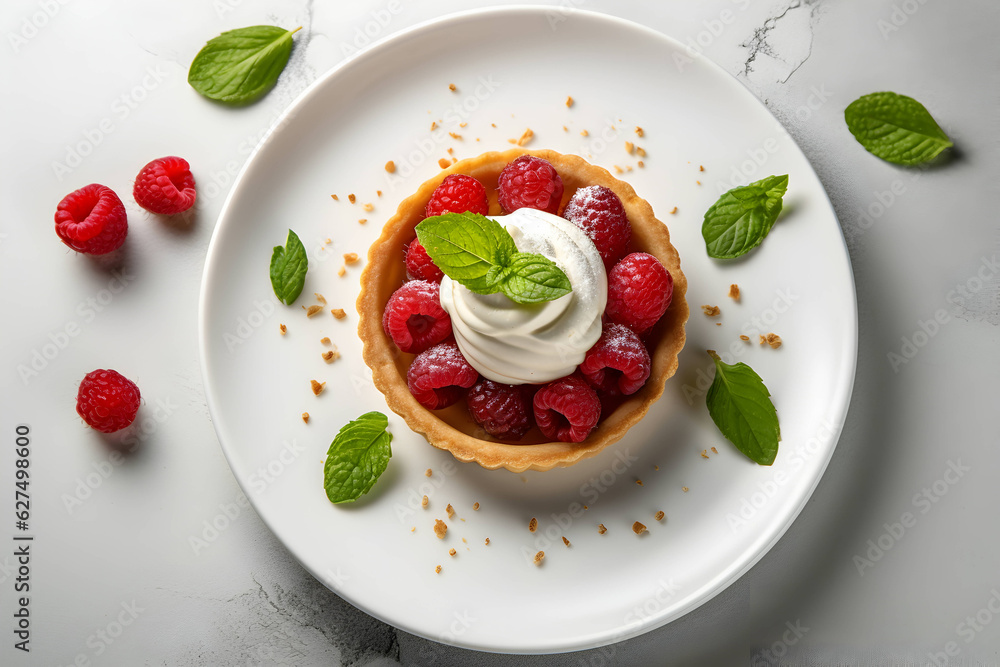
[358,149,688,472]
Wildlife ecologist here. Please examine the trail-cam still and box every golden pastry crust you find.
[357,149,688,472]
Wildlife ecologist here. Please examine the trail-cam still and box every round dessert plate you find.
[199,7,857,654]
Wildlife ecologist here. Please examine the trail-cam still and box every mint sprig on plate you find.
[705,351,780,466]
[845,92,953,166]
[702,175,788,259]
[269,229,308,305]
[324,412,393,504]
[188,26,302,105]
[415,212,572,304]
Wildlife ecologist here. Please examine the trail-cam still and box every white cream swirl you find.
[438,208,607,385]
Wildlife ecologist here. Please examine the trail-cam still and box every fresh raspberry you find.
[497,155,564,215]
[54,184,128,255]
[606,252,674,335]
[425,174,489,218]
[580,324,651,395]
[562,185,631,270]
[383,280,452,354]
[466,379,536,440]
[533,374,601,443]
[76,369,141,433]
[405,239,444,282]
[133,156,196,214]
[407,341,479,410]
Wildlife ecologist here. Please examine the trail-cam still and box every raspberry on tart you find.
[382,280,452,354]
[404,239,444,282]
[467,379,536,440]
[606,252,674,335]
[425,174,489,218]
[497,155,564,215]
[580,323,651,396]
[533,375,601,443]
[562,185,631,270]
[407,341,479,410]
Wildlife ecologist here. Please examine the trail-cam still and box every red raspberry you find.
[425,174,489,218]
[133,156,196,214]
[497,155,564,215]
[466,379,536,440]
[405,239,444,282]
[580,324,651,395]
[76,369,141,433]
[533,374,601,443]
[606,252,674,335]
[562,185,631,270]
[54,184,128,255]
[407,341,479,410]
[383,280,452,354]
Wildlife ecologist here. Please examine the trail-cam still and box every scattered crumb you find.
[331,194,339,201]
[448,132,462,140]
[729,284,740,300]
[362,203,374,212]
[301,412,309,424]
[669,206,677,214]
[701,305,721,317]
[279,324,287,335]
[766,333,782,349]
[446,504,455,519]
[447,147,454,155]
[310,380,325,396]
[711,447,718,454]
[430,121,438,130]
[528,517,538,533]
[654,511,665,522]
[348,194,356,204]
[562,125,568,132]
[701,450,709,459]
[682,486,689,493]
[626,166,633,172]
[438,158,450,169]
[759,335,766,345]
[598,524,607,535]
[485,538,490,546]
[565,96,574,107]
[516,128,534,146]
[434,519,447,539]
[562,536,571,547]
[331,308,347,320]
[716,322,722,326]
[322,349,340,363]
[314,293,326,305]
[534,551,545,565]
[448,83,456,92]
[625,141,634,154]
[613,165,623,174]
[320,337,331,345]
[491,123,496,128]
[583,505,588,510]
[325,238,332,245]
[337,265,346,277]
[696,180,702,186]
[472,502,480,511]
[377,190,382,197]
[699,165,705,172]
[421,495,429,508]
[435,565,441,574]
[580,129,589,137]
[740,335,751,342]
[304,305,323,317]
[449,548,457,557]
[654,465,660,471]
[459,122,467,128]
[385,161,396,173]
[635,126,644,137]
[635,479,643,486]
[358,219,367,225]
[638,160,645,168]
[425,468,432,477]
[411,527,415,532]
[636,146,647,157]
[633,522,647,535]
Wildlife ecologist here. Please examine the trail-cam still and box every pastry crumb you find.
[635,479,643,486]
[766,333,783,349]
[580,129,589,137]
[279,324,287,335]
[377,190,382,197]
[411,527,415,532]
[446,504,455,519]
[342,253,360,266]
[654,465,659,471]
[716,322,722,326]
[385,160,396,173]
[320,337,331,345]
[598,524,607,535]
[331,308,347,320]
[301,412,309,424]
[668,206,677,214]
[613,165,623,174]
[321,349,340,363]
[638,160,645,168]
[636,146,647,157]
[729,284,740,300]
[484,537,490,546]
[696,180,702,186]
[528,517,538,533]
[740,335,750,342]
[430,121,438,130]
[701,449,709,459]
[331,194,339,201]
[632,521,647,535]
[434,519,447,539]
[310,380,325,396]
[362,203,374,212]
[448,83,456,92]
[699,165,705,172]
[358,219,367,225]
[516,128,534,147]
[448,132,462,140]
[682,486,689,493]
[449,548,457,557]
[348,194,356,204]
[472,502,480,511]
[533,551,545,565]
[701,305,721,317]
[759,335,767,345]
[435,565,441,574]
[304,304,323,317]
[438,158,451,169]
[711,446,718,454]
[459,122,467,128]
[635,126,644,137]
[314,293,326,304]
[425,468,432,477]
[337,266,346,277]
[562,536,571,547]
[625,141,635,154]
[421,495,429,508]
[654,511,665,522]
[565,95,574,107]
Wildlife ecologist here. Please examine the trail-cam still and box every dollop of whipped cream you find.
[439,208,607,385]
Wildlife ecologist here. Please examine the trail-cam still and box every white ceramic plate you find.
[199,7,856,654]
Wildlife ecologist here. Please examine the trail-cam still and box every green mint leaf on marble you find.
[844,91,953,166]
[188,25,301,105]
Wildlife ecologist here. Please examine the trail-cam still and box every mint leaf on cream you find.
[415,212,572,304]
[702,175,788,259]
[705,351,780,466]
[323,412,393,504]
[845,92,952,165]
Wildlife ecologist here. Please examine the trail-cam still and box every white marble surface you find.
[2,0,998,665]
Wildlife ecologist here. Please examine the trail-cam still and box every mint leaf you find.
[702,175,788,259]
[705,351,780,465]
[188,26,301,105]
[323,412,393,504]
[270,229,308,305]
[499,252,572,304]
[415,212,519,294]
[845,92,952,165]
